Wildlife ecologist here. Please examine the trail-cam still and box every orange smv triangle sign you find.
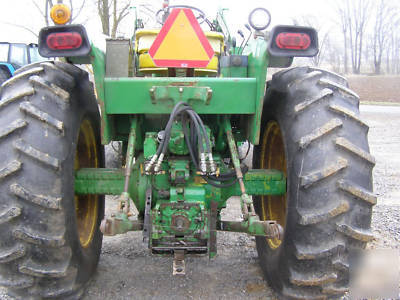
[148,8,214,68]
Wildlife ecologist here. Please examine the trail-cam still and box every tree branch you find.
[116,2,130,24]
[0,21,39,38]
[71,0,86,21]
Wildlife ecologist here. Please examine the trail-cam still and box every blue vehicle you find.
[0,42,46,84]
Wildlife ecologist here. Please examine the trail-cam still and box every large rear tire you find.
[0,61,104,299]
[254,67,375,299]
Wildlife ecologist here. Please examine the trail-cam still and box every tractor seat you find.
[135,29,224,76]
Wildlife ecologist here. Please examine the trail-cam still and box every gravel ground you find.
[0,105,399,299]
[361,105,400,250]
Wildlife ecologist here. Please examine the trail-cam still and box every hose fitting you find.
[208,153,217,175]
[154,153,165,173]
[200,152,207,174]
[145,154,158,173]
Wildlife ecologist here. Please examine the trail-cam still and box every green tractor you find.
[0,2,375,299]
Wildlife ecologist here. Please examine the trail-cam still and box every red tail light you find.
[276,32,311,50]
[46,32,82,50]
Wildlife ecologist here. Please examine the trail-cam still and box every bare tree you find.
[97,0,110,36]
[97,0,131,38]
[371,0,392,74]
[336,5,349,73]
[31,0,52,26]
[337,0,371,74]
[386,16,400,74]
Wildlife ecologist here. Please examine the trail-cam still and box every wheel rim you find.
[74,119,99,248]
[260,121,287,249]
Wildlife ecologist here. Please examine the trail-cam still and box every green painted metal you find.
[90,45,113,145]
[168,159,190,183]
[75,168,125,195]
[150,86,212,105]
[220,65,247,77]
[74,156,148,213]
[143,132,157,159]
[247,37,269,144]
[89,37,269,145]
[74,168,285,200]
[223,169,286,198]
[104,77,256,115]
[168,123,189,155]
[152,195,208,241]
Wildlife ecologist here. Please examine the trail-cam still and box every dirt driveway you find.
[1,104,399,299]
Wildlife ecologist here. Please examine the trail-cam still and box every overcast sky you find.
[0,0,337,44]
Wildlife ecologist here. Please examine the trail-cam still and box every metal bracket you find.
[173,250,186,275]
[169,159,190,184]
[149,86,213,105]
[143,187,152,246]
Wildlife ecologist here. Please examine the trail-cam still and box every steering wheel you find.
[156,5,207,25]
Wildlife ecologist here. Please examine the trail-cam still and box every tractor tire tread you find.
[0,61,103,299]
[14,138,61,170]
[0,86,35,110]
[255,66,374,299]
[297,201,350,226]
[1,66,44,89]
[19,101,65,134]
[10,182,62,210]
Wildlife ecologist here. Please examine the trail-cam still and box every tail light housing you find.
[39,25,91,58]
[268,25,318,57]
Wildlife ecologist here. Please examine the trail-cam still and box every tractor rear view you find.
[0,2,375,299]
